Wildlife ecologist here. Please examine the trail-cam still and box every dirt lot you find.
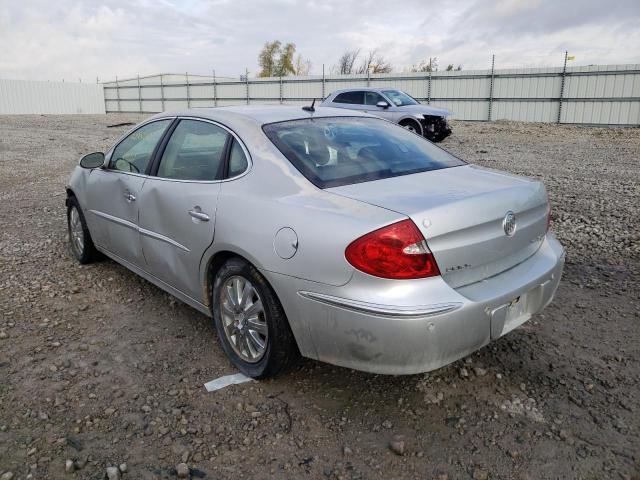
[0,114,638,480]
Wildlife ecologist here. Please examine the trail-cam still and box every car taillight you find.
[345,219,440,279]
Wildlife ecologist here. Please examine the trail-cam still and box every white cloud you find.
[1,0,639,82]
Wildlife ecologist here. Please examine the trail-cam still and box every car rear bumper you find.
[268,233,564,375]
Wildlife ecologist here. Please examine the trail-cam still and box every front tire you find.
[67,196,98,264]
[399,119,422,135]
[212,257,299,378]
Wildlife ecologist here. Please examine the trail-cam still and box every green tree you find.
[258,40,311,77]
[276,42,297,76]
[258,40,281,77]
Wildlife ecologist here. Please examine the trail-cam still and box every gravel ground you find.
[0,114,638,480]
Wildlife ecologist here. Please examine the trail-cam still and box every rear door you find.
[138,118,247,301]
[84,119,172,267]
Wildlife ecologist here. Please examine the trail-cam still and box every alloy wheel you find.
[220,276,268,363]
[69,206,84,256]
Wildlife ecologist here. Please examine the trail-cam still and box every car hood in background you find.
[399,104,452,117]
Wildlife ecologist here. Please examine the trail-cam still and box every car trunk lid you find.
[327,165,549,288]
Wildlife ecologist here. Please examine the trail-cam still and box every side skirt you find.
[95,245,212,317]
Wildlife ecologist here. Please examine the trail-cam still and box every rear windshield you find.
[263,117,464,188]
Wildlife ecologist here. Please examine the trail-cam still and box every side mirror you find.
[376,101,389,109]
[79,152,105,169]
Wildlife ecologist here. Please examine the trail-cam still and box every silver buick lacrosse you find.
[66,106,564,378]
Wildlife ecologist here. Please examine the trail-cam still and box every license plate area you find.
[489,292,533,339]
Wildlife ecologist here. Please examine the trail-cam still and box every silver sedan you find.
[66,106,565,378]
[321,88,452,142]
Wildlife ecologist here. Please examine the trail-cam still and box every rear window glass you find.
[263,117,464,188]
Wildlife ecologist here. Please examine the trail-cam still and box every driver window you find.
[110,120,172,173]
[364,92,385,105]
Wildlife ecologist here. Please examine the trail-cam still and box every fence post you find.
[115,75,121,113]
[137,74,142,113]
[322,64,326,100]
[427,58,432,105]
[488,54,495,121]
[245,68,250,105]
[186,72,191,108]
[279,75,283,104]
[367,68,371,87]
[213,70,217,107]
[557,51,568,124]
[159,74,165,112]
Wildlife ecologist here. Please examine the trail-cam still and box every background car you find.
[66,106,563,378]
[321,88,452,142]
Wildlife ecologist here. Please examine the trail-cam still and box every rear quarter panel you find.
[209,128,404,287]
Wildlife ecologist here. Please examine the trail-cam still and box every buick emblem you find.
[503,211,517,237]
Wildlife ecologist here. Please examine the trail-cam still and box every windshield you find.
[382,90,419,106]
[263,117,464,188]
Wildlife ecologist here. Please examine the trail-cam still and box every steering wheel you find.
[114,157,140,173]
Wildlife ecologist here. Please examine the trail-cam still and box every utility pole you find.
[557,51,568,124]
[186,72,191,108]
[115,75,120,112]
[245,68,249,105]
[137,74,142,113]
[212,70,217,107]
[488,54,495,121]
[427,58,432,105]
[160,74,165,112]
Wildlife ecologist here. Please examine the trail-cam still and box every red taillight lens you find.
[345,219,440,279]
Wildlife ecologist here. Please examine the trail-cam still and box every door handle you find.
[123,192,136,202]
[189,207,210,222]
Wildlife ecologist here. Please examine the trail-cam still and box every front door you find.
[364,91,395,120]
[84,119,173,267]
[138,119,232,300]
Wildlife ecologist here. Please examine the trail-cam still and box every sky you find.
[1,0,639,83]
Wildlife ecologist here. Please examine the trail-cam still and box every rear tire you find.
[212,257,299,378]
[67,196,98,264]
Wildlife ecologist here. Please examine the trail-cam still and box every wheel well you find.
[65,188,76,207]
[399,118,423,135]
[203,250,242,311]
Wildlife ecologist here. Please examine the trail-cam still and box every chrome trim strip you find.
[139,227,190,252]
[297,291,462,318]
[90,210,190,252]
[89,210,138,230]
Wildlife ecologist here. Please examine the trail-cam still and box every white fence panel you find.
[102,65,640,125]
[0,79,105,114]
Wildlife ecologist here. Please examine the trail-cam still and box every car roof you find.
[327,87,400,95]
[149,105,371,128]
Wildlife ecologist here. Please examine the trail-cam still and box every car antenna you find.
[302,98,316,112]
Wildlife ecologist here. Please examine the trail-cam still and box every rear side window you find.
[263,117,464,188]
[333,91,364,105]
[228,139,248,177]
[157,120,229,181]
